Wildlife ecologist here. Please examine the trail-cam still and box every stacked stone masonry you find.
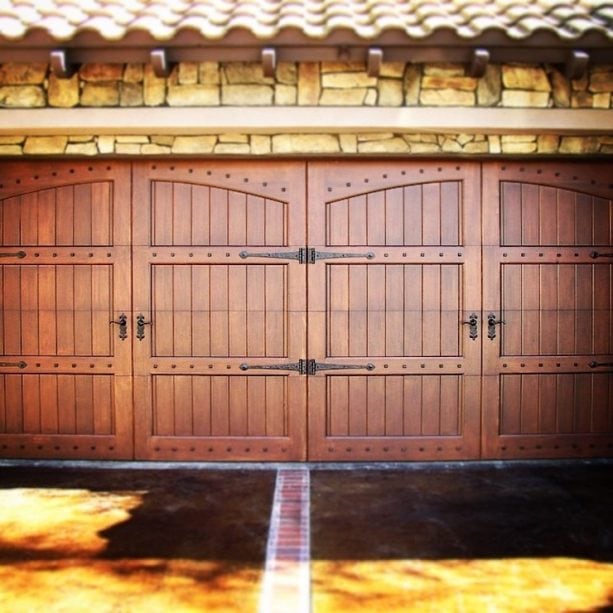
[0,61,611,156]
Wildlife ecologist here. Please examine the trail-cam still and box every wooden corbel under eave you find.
[261,48,277,78]
[565,50,590,80]
[469,49,490,78]
[49,49,78,78]
[150,48,173,78]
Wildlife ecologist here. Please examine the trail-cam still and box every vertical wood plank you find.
[74,266,93,356]
[521,184,540,245]
[152,181,173,245]
[3,266,22,354]
[520,374,539,434]
[385,265,404,356]
[367,265,386,356]
[501,182,522,246]
[539,186,558,245]
[265,200,285,246]
[574,374,593,433]
[422,265,441,356]
[422,183,441,246]
[247,376,266,436]
[403,185,422,245]
[91,265,111,357]
[385,187,404,246]
[421,376,440,435]
[210,376,229,435]
[56,186,75,246]
[229,376,248,436]
[21,374,38,434]
[40,375,59,434]
[209,187,228,245]
[75,375,94,434]
[191,185,210,246]
[265,265,286,357]
[153,265,175,356]
[265,376,286,436]
[173,182,193,246]
[440,265,460,357]
[173,265,193,356]
[210,266,229,356]
[328,265,349,356]
[440,181,460,246]
[246,264,265,357]
[92,375,113,435]
[557,188,575,246]
[228,191,247,245]
[384,376,404,435]
[328,376,349,436]
[592,374,609,433]
[556,374,575,434]
[403,375,422,435]
[2,196,21,245]
[592,264,611,355]
[593,197,610,245]
[153,376,174,436]
[348,376,367,436]
[367,191,385,245]
[539,265,558,354]
[91,182,112,246]
[574,193,593,245]
[191,266,211,356]
[246,195,265,246]
[55,265,75,356]
[57,374,76,434]
[20,192,39,245]
[173,375,194,436]
[73,184,93,246]
[404,265,423,356]
[37,189,57,246]
[521,265,540,355]
[557,265,576,355]
[38,265,57,355]
[575,265,593,355]
[348,195,367,246]
[366,376,386,436]
[20,266,38,355]
[228,265,247,357]
[327,199,348,246]
[539,374,557,433]
[439,375,459,436]
[192,375,211,436]
[500,375,521,435]
[348,265,367,357]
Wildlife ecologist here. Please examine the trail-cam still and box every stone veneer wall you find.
[0,61,611,156]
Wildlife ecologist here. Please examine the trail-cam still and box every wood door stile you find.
[307,161,482,461]
[132,161,307,461]
[0,161,133,459]
[482,161,613,459]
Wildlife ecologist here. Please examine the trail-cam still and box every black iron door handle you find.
[487,313,505,340]
[462,314,478,340]
[110,313,128,340]
[136,314,152,340]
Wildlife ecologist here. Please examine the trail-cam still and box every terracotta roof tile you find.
[0,0,610,43]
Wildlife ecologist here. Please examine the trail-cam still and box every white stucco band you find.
[2,107,612,136]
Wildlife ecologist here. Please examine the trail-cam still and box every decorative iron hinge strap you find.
[309,249,375,263]
[239,248,308,263]
[240,359,309,374]
[589,251,613,259]
[0,361,27,368]
[308,361,375,374]
[0,251,26,258]
[589,361,613,368]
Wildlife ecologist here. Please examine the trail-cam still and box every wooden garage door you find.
[482,161,613,459]
[131,161,307,461]
[307,161,482,461]
[0,161,133,459]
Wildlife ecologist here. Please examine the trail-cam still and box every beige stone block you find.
[319,88,366,105]
[423,64,465,77]
[537,135,560,153]
[0,86,45,107]
[214,143,251,154]
[404,65,421,105]
[276,63,297,84]
[272,134,340,153]
[501,135,536,143]
[0,63,47,84]
[123,64,144,83]
[48,74,79,107]
[422,76,477,91]
[0,136,25,144]
[456,134,474,146]
[419,89,475,106]
[377,79,403,106]
[68,135,94,143]
[65,142,98,155]
[178,62,199,85]
[96,136,115,153]
[339,134,357,153]
[199,62,220,84]
[408,142,441,153]
[141,144,172,154]
[559,136,599,154]
[501,141,537,154]
[168,84,220,106]
[275,84,297,105]
[321,62,365,73]
[358,138,409,153]
[364,89,377,106]
[218,133,249,143]
[143,65,166,106]
[477,64,501,106]
[222,85,273,105]
[404,133,437,143]
[593,93,611,108]
[298,63,320,105]
[601,144,613,154]
[322,73,377,88]
[589,70,613,93]
[79,63,123,82]
[151,135,175,146]
[357,133,395,141]
[550,68,570,108]
[120,82,144,106]
[502,65,550,91]
[115,144,141,154]
[501,90,550,107]
[462,141,489,153]
[224,62,273,84]
[81,83,119,106]
[172,136,217,153]
[488,135,502,154]
[441,138,462,152]
[23,136,67,154]
[115,136,149,143]
[251,135,271,154]
[571,92,593,108]
[0,144,22,155]
[380,63,405,79]
[571,73,589,91]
